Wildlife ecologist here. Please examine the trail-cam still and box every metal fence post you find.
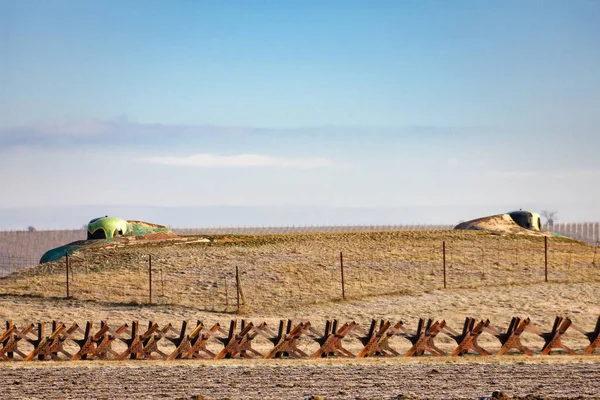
[148,255,152,304]
[481,247,485,279]
[161,268,165,297]
[65,251,70,298]
[236,266,240,312]
[225,276,229,307]
[544,236,548,283]
[443,241,447,289]
[340,251,346,300]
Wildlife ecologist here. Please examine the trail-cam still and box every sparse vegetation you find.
[1,230,598,328]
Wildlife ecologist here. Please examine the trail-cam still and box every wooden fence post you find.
[340,251,346,300]
[443,241,446,289]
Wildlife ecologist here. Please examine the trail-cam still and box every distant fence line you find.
[0,253,39,276]
[175,222,600,244]
[0,222,598,276]
[543,223,600,244]
[172,224,454,235]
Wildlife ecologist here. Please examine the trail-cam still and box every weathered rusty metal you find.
[65,251,70,298]
[24,322,65,361]
[92,321,129,360]
[262,320,311,359]
[489,317,533,356]
[340,252,346,300]
[148,255,152,304]
[0,322,34,360]
[535,317,576,355]
[214,320,262,359]
[180,322,221,359]
[404,318,446,357]
[445,317,490,356]
[443,242,447,289]
[353,319,392,358]
[71,321,109,360]
[1,317,599,362]
[115,321,149,360]
[544,236,548,283]
[164,321,200,360]
[573,316,600,355]
[0,321,17,360]
[309,319,357,359]
[377,321,406,356]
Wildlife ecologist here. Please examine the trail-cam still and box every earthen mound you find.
[454,214,551,237]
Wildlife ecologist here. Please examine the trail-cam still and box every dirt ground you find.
[1,280,599,352]
[2,358,600,399]
[1,231,600,399]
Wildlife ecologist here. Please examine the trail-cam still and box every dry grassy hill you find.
[1,230,598,335]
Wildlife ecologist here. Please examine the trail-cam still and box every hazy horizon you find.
[0,203,595,231]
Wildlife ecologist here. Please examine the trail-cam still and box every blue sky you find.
[1,1,599,228]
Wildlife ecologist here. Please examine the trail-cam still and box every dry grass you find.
[3,230,598,308]
[0,230,598,340]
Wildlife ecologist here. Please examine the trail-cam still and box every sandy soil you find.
[2,358,600,399]
[1,280,599,354]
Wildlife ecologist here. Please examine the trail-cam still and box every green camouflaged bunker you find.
[87,216,129,239]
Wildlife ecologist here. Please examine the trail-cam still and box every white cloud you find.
[138,153,335,168]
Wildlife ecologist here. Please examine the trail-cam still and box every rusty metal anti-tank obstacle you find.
[1,316,599,362]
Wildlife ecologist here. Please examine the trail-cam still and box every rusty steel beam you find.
[404,319,447,357]
[0,322,34,360]
[537,317,576,355]
[354,319,392,358]
[214,320,262,360]
[491,317,534,356]
[446,317,491,356]
[24,321,68,361]
[180,323,221,359]
[572,316,600,355]
[263,320,311,359]
[2,316,600,362]
[309,319,357,359]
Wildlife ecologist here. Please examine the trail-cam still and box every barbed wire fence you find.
[2,234,598,313]
[0,253,39,277]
